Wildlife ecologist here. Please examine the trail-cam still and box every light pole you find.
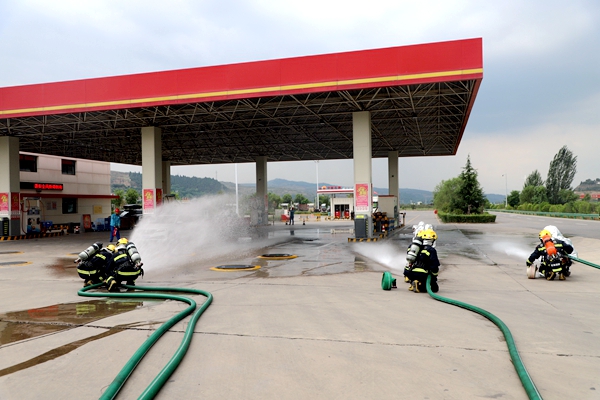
[315,160,319,211]
[503,173,508,208]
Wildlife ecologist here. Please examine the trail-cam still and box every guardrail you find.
[487,209,600,220]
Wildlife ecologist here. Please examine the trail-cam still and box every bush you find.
[438,212,497,223]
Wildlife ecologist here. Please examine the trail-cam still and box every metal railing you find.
[487,209,599,220]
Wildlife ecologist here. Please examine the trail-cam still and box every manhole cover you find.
[258,254,297,260]
[0,261,31,266]
[210,265,260,271]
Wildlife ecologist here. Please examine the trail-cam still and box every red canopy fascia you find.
[0,38,482,119]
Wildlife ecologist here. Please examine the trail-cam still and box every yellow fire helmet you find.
[107,244,116,252]
[117,238,129,245]
[539,229,552,240]
[421,229,437,241]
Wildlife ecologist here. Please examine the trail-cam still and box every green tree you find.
[318,194,330,208]
[558,189,578,204]
[507,190,520,208]
[523,170,544,189]
[112,189,124,209]
[125,188,140,204]
[531,186,549,204]
[281,194,293,204]
[433,177,461,212]
[268,192,282,210]
[294,193,309,204]
[520,186,535,204]
[452,155,486,214]
[546,145,577,204]
[582,193,591,202]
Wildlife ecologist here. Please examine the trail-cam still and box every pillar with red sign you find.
[0,137,22,235]
[141,127,163,214]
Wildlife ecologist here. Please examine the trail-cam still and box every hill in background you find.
[112,172,505,204]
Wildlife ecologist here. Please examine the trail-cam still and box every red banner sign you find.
[143,189,154,212]
[0,193,8,213]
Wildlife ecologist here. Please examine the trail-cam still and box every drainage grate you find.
[210,265,260,272]
[258,254,297,260]
[0,261,31,266]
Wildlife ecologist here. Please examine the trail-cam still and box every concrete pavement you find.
[1,212,599,399]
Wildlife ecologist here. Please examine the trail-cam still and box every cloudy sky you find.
[1,0,599,195]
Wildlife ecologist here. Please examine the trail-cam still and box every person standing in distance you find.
[110,208,121,243]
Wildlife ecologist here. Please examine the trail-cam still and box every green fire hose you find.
[569,254,600,269]
[424,275,542,400]
[78,283,213,400]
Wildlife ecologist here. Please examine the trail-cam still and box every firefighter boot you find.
[106,277,119,292]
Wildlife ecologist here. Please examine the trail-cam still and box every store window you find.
[62,159,76,175]
[19,154,37,172]
[62,198,78,214]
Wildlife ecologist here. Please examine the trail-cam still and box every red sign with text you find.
[143,189,154,212]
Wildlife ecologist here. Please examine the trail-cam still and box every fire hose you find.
[78,283,213,400]
[568,254,600,269]
[423,275,543,400]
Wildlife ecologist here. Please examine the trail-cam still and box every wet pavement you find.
[1,212,600,399]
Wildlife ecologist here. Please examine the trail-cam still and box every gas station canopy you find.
[0,38,482,166]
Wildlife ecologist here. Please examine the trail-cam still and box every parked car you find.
[119,204,143,230]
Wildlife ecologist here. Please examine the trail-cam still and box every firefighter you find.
[527,229,574,280]
[405,229,440,293]
[105,238,144,292]
[75,243,116,287]
[404,229,426,283]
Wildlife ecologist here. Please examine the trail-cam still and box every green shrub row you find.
[489,201,600,214]
[437,212,497,223]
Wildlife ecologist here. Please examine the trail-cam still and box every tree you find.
[433,177,462,212]
[507,190,520,208]
[268,192,281,210]
[558,189,579,204]
[452,155,486,214]
[112,189,124,209]
[523,170,544,189]
[520,185,547,204]
[294,193,309,204]
[318,194,330,207]
[125,188,140,205]
[546,145,577,204]
[281,194,293,204]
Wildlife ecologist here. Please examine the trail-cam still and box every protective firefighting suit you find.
[404,229,440,293]
[527,229,573,280]
[76,243,115,287]
[105,238,144,292]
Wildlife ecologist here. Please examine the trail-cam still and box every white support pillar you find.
[141,127,163,214]
[255,156,268,225]
[162,161,171,199]
[353,111,373,238]
[0,137,21,235]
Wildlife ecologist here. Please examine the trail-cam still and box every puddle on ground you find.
[45,256,79,277]
[0,299,150,346]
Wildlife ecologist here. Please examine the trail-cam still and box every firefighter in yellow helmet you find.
[527,228,573,280]
[75,242,117,287]
[105,238,144,292]
[405,228,440,293]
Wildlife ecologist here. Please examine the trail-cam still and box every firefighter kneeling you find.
[526,229,573,280]
[105,238,144,292]
[404,229,440,293]
[75,242,116,287]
